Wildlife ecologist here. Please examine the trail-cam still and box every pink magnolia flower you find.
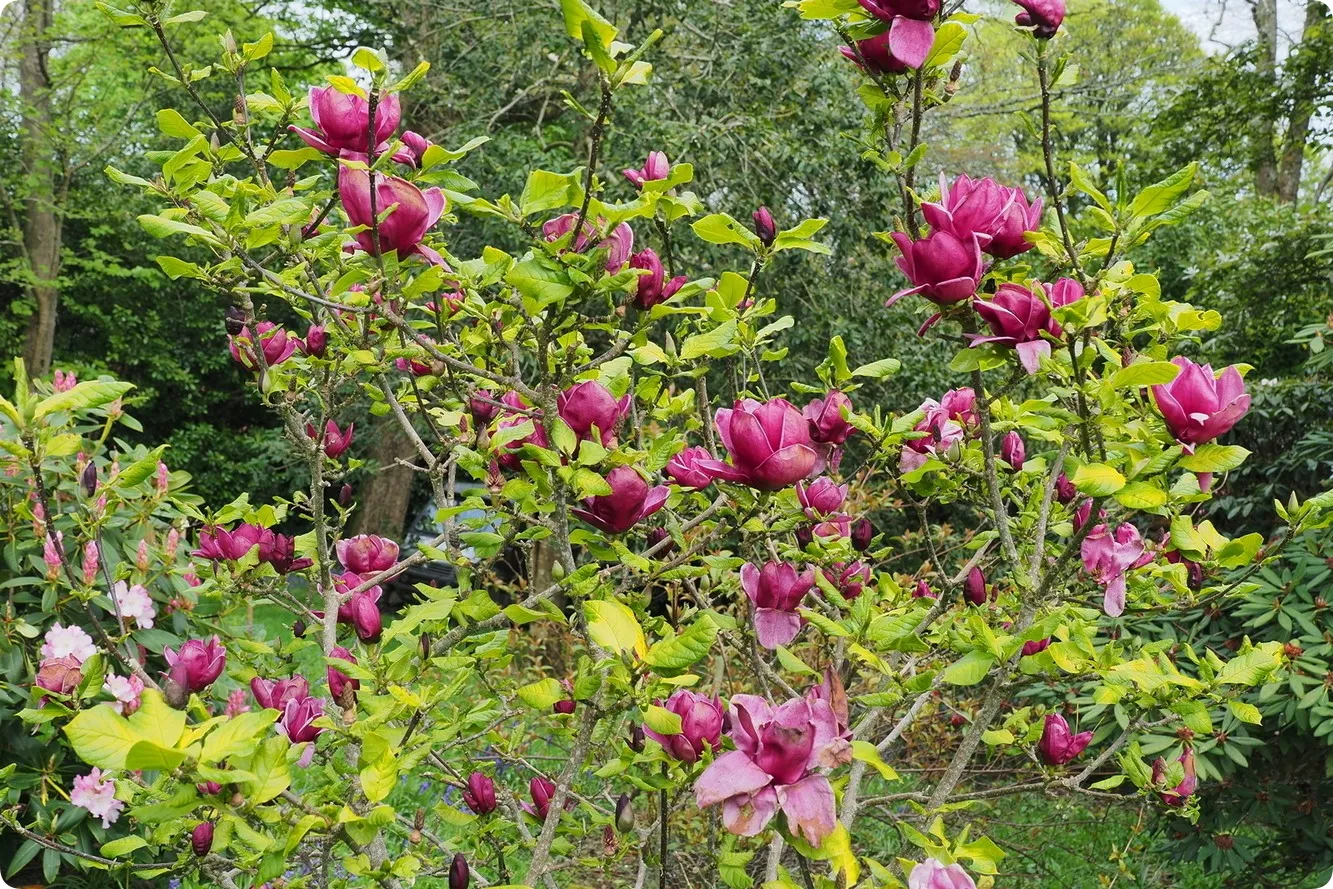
[229,321,300,369]
[71,768,124,828]
[963,566,989,606]
[328,646,359,701]
[1045,277,1085,325]
[909,858,977,889]
[557,381,631,447]
[463,772,497,815]
[392,130,433,167]
[888,230,985,308]
[41,623,96,663]
[279,695,324,744]
[1081,523,1152,617]
[192,821,214,857]
[921,173,1043,259]
[694,694,850,846]
[840,22,935,73]
[858,0,940,20]
[257,530,313,574]
[338,163,446,264]
[1152,749,1198,806]
[753,207,777,247]
[623,151,670,188]
[193,523,266,562]
[705,398,819,490]
[251,675,311,711]
[629,248,686,309]
[667,446,720,489]
[913,579,937,599]
[492,391,549,470]
[804,390,855,446]
[542,214,635,272]
[301,324,328,358]
[825,561,871,600]
[742,561,815,649]
[1001,430,1026,468]
[336,535,400,574]
[1012,0,1065,37]
[165,636,226,692]
[643,690,724,763]
[112,581,156,629]
[104,674,144,716]
[901,388,977,472]
[522,776,570,821]
[971,283,1057,373]
[1150,357,1251,447]
[1036,713,1091,765]
[1021,637,1051,657]
[571,465,669,534]
[290,86,401,156]
[796,477,848,518]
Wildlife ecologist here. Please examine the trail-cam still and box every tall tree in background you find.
[16,0,58,376]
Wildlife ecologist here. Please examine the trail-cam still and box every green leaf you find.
[981,729,1015,745]
[585,599,646,658]
[774,645,819,676]
[691,213,760,249]
[851,358,901,379]
[100,836,148,857]
[1108,361,1180,388]
[233,736,290,804]
[643,704,683,736]
[560,0,616,48]
[1072,463,1125,497]
[243,199,311,228]
[506,259,573,309]
[127,690,186,749]
[517,678,564,709]
[124,739,187,771]
[1178,444,1250,474]
[64,704,140,770]
[1215,532,1263,569]
[680,321,739,360]
[202,710,280,762]
[359,751,398,804]
[1170,700,1213,734]
[851,740,899,780]
[34,381,133,419]
[266,147,323,170]
[520,169,582,216]
[1128,162,1197,218]
[156,256,208,280]
[157,108,200,139]
[1228,700,1262,725]
[942,650,995,686]
[1215,643,1283,686]
[1114,481,1168,510]
[644,617,718,673]
[923,21,967,69]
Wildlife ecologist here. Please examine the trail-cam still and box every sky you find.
[1160,0,1321,53]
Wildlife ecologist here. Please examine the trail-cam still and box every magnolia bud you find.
[80,462,97,498]
[413,808,426,830]
[795,525,814,549]
[615,793,635,833]
[222,30,238,54]
[1001,431,1026,469]
[752,206,777,247]
[164,677,190,710]
[292,618,307,638]
[224,306,246,336]
[646,526,675,556]
[338,484,354,507]
[230,791,246,807]
[851,517,873,552]
[628,724,645,753]
[420,633,432,661]
[553,699,576,715]
[449,853,469,889]
[191,821,214,857]
[964,567,988,606]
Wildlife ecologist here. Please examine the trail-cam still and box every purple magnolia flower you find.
[1012,0,1065,37]
[858,0,940,20]
[840,21,936,73]
[290,86,400,156]
[851,517,874,551]
[753,207,777,247]
[909,858,977,889]
[643,690,724,763]
[308,420,355,459]
[1054,472,1076,503]
[338,164,446,264]
[257,530,313,574]
[165,636,226,692]
[694,694,851,846]
[1151,357,1251,447]
[522,776,569,821]
[796,478,848,517]
[229,322,300,369]
[825,561,871,600]
[742,561,815,649]
[963,566,988,606]
[1046,277,1086,323]
[629,248,686,309]
[901,388,977,472]
[624,151,670,188]
[1152,749,1198,807]
[971,283,1057,374]
[336,535,400,574]
[888,230,986,308]
[279,695,324,743]
[251,675,311,710]
[492,391,549,470]
[1001,430,1026,468]
[804,390,855,445]
[921,173,1043,259]
[301,324,328,358]
[571,465,669,534]
[463,772,496,814]
[542,215,634,272]
[1036,713,1091,765]
[1081,522,1152,617]
[1021,637,1050,657]
[706,398,819,490]
[327,646,359,701]
[913,579,936,599]
[667,446,720,489]
[392,130,433,168]
[450,853,469,889]
[557,381,631,446]
[345,590,383,643]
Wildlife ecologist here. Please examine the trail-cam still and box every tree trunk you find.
[19,0,61,378]
[1250,0,1281,198]
[353,418,417,539]
[1275,1,1331,203]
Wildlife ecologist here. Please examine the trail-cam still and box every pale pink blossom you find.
[82,540,100,585]
[41,623,97,663]
[103,674,144,716]
[112,581,157,629]
[71,769,124,828]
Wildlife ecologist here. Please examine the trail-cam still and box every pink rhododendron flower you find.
[225,687,251,718]
[104,674,144,716]
[41,623,97,663]
[52,368,77,392]
[112,581,156,629]
[71,769,124,828]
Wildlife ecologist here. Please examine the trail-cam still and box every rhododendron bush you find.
[2,0,1329,886]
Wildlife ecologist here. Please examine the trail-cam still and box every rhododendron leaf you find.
[1228,701,1262,725]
